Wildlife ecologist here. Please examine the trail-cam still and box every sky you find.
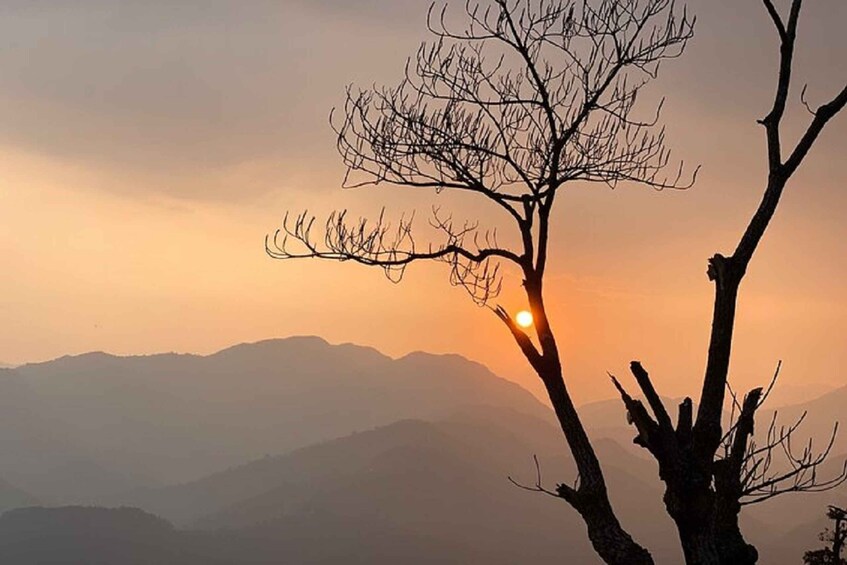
[0,0,845,404]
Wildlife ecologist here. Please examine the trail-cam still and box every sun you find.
[515,310,534,328]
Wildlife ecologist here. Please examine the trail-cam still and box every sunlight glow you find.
[516,310,534,329]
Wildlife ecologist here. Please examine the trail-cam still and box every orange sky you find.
[1,0,845,404]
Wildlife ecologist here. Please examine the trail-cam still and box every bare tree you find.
[269,0,847,563]
[608,0,847,563]
[269,0,694,562]
[804,505,847,565]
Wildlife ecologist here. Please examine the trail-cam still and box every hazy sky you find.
[1,0,845,403]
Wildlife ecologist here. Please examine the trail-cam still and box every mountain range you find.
[0,337,843,564]
[0,337,544,500]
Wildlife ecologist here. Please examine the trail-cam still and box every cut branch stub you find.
[610,373,660,454]
[677,397,693,442]
[630,361,673,433]
[706,253,739,289]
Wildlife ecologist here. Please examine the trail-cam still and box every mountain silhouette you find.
[103,405,682,564]
[0,337,547,500]
[18,402,835,564]
[0,506,238,565]
[0,338,842,564]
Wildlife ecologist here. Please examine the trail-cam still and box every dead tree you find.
[804,505,847,565]
[268,0,694,563]
[609,1,847,563]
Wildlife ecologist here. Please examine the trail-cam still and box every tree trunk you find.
[694,257,741,461]
[661,465,758,565]
[581,496,655,565]
[541,366,655,565]
[833,511,844,561]
[677,523,757,565]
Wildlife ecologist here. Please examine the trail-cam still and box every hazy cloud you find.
[0,1,426,199]
[0,0,843,201]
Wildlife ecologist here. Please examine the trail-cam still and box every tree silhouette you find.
[804,506,847,565]
[607,0,847,563]
[271,0,693,562]
[268,0,846,563]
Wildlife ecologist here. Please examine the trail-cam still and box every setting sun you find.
[516,310,534,328]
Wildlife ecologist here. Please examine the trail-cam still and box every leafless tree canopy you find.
[268,0,847,564]
[270,2,695,563]
[269,0,695,307]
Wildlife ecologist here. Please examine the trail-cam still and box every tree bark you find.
[583,505,655,565]
[615,358,765,564]
[663,477,757,565]
[693,256,742,462]
[528,274,654,565]
[676,523,757,565]
[542,367,655,565]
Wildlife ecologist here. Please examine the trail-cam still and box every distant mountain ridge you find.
[68,402,845,565]
[106,400,847,565]
[0,507,236,565]
[98,405,678,564]
[0,336,549,501]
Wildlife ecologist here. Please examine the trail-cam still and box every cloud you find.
[0,0,842,201]
[0,1,428,200]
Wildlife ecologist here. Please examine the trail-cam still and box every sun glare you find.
[515,310,533,328]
